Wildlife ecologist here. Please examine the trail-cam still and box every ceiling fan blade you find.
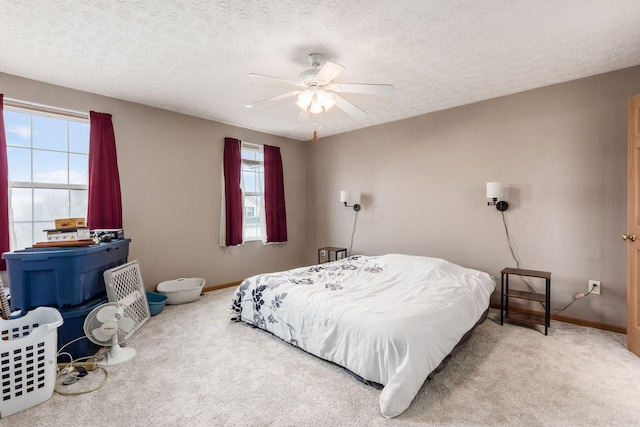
[328,83,395,96]
[245,73,302,87]
[316,61,345,84]
[246,91,301,109]
[333,94,367,121]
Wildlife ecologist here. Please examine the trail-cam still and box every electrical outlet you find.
[589,280,601,295]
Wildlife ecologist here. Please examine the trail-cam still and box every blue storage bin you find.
[2,239,131,311]
[57,294,108,363]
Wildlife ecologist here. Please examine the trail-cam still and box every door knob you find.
[623,233,636,241]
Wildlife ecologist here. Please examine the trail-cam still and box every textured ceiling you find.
[1,1,640,141]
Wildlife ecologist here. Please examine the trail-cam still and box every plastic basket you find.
[0,307,63,418]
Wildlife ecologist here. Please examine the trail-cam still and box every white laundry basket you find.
[0,306,63,418]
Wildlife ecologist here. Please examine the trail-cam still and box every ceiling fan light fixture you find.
[309,96,323,114]
[298,89,336,115]
[317,90,336,111]
[296,91,313,112]
[295,100,309,112]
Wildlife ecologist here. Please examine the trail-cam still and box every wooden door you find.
[627,93,640,356]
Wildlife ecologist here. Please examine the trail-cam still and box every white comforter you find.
[230,254,495,418]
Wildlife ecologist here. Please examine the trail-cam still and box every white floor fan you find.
[83,302,138,366]
[83,260,151,366]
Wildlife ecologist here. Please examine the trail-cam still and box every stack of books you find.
[32,218,95,248]
[45,227,91,242]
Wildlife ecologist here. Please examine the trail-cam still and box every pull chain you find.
[312,118,322,143]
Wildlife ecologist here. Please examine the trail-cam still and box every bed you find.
[230,254,495,418]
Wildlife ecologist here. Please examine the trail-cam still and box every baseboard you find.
[489,302,626,334]
[203,280,242,293]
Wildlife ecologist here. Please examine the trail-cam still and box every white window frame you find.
[240,142,265,242]
[4,103,90,250]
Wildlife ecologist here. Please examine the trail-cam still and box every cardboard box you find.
[55,218,86,229]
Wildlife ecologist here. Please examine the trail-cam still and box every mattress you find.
[230,254,495,417]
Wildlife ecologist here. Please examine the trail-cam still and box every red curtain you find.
[223,137,243,246]
[264,144,287,243]
[87,111,122,229]
[0,95,10,268]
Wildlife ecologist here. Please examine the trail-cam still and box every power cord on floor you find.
[55,365,109,396]
[55,337,109,395]
[500,210,590,313]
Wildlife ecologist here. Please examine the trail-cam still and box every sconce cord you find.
[501,210,522,271]
[348,210,358,257]
[500,211,587,313]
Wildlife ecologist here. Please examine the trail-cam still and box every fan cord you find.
[57,335,88,356]
[55,338,124,395]
[55,367,108,396]
[55,354,109,396]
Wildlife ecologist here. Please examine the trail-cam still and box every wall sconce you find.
[486,182,509,211]
[340,190,361,211]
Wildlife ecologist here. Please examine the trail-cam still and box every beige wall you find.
[0,72,308,290]
[3,65,640,328]
[306,66,640,328]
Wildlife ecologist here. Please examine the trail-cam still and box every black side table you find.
[500,267,551,335]
[318,247,347,264]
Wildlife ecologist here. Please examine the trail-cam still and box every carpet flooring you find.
[3,287,640,426]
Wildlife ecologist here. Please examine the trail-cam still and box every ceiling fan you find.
[245,53,394,121]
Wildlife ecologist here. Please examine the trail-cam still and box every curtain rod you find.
[4,97,89,120]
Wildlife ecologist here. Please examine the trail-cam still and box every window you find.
[4,107,89,249]
[241,142,264,241]
[221,138,286,246]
